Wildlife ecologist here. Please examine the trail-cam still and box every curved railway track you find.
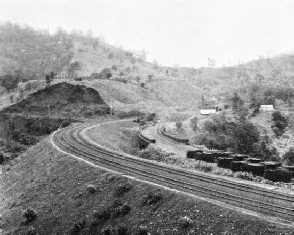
[52,121,294,223]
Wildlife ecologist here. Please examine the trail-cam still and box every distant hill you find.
[1,22,294,121]
[0,22,73,79]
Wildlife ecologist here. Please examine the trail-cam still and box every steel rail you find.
[52,123,294,222]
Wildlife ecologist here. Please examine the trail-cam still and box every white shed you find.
[260,105,274,112]
[200,109,217,115]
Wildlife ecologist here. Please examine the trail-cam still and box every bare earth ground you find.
[1,138,294,234]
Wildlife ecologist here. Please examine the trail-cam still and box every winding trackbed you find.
[52,120,294,223]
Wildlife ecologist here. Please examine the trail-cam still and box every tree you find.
[252,135,278,161]
[200,114,259,153]
[45,71,56,85]
[272,111,288,137]
[68,61,81,79]
[231,92,244,112]
[175,121,182,129]
[189,116,198,132]
[283,147,294,165]
[207,58,216,68]
[1,74,20,92]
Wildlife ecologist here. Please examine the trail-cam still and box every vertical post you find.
[110,101,113,116]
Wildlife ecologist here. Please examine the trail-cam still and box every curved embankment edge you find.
[138,124,156,149]
[160,126,189,144]
[51,121,294,225]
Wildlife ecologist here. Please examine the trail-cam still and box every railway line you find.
[52,120,294,223]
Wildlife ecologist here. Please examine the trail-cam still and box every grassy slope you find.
[69,40,210,121]
[85,121,139,155]
[2,138,293,234]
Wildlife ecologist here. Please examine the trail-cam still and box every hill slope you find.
[1,138,293,234]
[1,82,110,118]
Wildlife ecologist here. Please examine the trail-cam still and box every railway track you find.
[52,121,294,223]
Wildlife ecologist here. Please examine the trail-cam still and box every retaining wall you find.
[161,127,189,144]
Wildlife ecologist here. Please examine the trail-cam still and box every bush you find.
[136,226,149,235]
[101,227,112,235]
[283,147,294,165]
[114,183,132,196]
[93,208,111,221]
[117,110,145,119]
[23,208,37,223]
[189,116,198,132]
[86,184,97,194]
[233,171,255,181]
[272,111,288,137]
[1,74,20,92]
[117,225,128,235]
[142,192,163,206]
[0,153,5,164]
[70,219,86,234]
[5,141,25,153]
[108,52,114,59]
[112,65,118,70]
[112,204,131,218]
[178,216,193,229]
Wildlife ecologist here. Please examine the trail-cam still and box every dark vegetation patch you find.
[114,182,133,197]
[271,111,288,137]
[0,113,77,162]
[2,140,293,234]
[1,82,110,118]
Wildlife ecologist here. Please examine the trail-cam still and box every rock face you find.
[1,82,110,118]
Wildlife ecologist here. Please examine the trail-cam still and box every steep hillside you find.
[1,82,110,118]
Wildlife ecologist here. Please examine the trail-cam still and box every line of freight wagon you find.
[187,150,294,183]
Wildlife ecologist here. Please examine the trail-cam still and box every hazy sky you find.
[1,0,294,67]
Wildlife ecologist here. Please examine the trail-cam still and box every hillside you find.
[1,82,110,118]
[1,138,293,234]
[0,22,73,79]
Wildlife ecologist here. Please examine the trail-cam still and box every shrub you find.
[70,219,86,234]
[272,111,288,137]
[114,183,132,196]
[117,110,145,119]
[101,227,112,235]
[1,74,20,92]
[142,192,163,206]
[23,208,37,223]
[112,204,131,218]
[86,184,97,194]
[146,113,156,122]
[5,141,25,153]
[112,65,118,70]
[233,171,255,181]
[0,153,5,164]
[93,208,111,221]
[283,147,294,165]
[117,225,128,235]
[136,226,149,235]
[108,52,114,59]
[178,216,193,229]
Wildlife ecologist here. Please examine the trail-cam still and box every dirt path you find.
[141,125,194,157]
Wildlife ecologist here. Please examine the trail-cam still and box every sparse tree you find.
[231,92,244,112]
[283,147,294,165]
[189,116,198,132]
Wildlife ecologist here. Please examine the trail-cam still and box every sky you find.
[1,0,294,68]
